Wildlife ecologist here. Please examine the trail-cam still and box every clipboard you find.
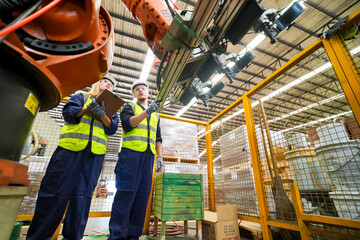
[84,89,125,121]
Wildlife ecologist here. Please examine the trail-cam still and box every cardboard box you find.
[202,205,240,240]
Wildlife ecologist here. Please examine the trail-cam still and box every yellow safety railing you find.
[17,7,360,240]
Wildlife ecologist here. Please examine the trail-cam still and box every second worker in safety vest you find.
[108,80,163,240]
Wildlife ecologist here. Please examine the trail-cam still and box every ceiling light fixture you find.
[213,154,222,162]
[350,46,360,55]
[261,62,332,103]
[280,110,353,133]
[139,49,155,81]
[176,34,266,117]
[175,97,197,117]
[268,93,345,123]
[197,46,359,136]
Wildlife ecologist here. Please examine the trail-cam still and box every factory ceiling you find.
[94,0,359,123]
[46,0,360,127]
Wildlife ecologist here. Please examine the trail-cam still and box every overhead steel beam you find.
[114,53,144,64]
[112,62,157,78]
[115,43,147,54]
[109,11,141,25]
[114,29,145,42]
[292,23,317,37]
[304,0,338,19]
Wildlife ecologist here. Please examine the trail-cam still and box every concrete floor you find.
[19,217,110,240]
[17,197,255,239]
[18,217,254,239]
[18,217,199,240]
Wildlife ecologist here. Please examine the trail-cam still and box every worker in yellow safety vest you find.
[109,80,163,240]
[27,74,119,240]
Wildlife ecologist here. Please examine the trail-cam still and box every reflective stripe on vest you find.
[121,102,159,154]
[58,93,108,154]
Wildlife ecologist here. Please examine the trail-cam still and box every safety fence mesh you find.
[205,30,360,238]
[199,103,263,217]
[18,104,202,215]
[251,44,356,225]
[309,223,360,240]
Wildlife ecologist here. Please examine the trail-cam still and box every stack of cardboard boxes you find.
[219,125,289,216]
[202,205,240,240]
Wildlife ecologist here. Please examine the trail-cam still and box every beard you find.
[137,95,147,101]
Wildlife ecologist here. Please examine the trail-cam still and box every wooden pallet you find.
[163,156,199,165]
[239,220,263,240]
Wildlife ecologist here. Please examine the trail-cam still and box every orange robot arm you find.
[0,0,114,165]
[121,0,172,59]
[0,0,114,110]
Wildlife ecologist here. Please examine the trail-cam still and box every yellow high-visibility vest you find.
[59,93,108,154]
[121,102,159,154]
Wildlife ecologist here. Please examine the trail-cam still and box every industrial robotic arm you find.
[0,0,172,107]
[0,0,174,165]
[121,0,172,59]
[0,0,114,110]
[0,0,115,166]
[0,2,114,237]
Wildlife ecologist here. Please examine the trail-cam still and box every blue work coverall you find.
[108,103,162,240]
[27,94,119,240]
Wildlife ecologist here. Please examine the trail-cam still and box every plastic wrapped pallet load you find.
[219,125,288,217]
[160,118,199,160]
[163,162,200,174]
[222,165,259,216]
[19,156,50,213]
[219,125,287,170]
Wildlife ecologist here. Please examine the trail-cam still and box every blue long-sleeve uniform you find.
[120,103,162,144]
[108,103,161,240]
[27,94,119,240]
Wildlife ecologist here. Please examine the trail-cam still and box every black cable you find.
[0,0,39,17]
[213,0,227,21]
[0,0,44,43]
[164,0,175,18]
[156,51,169,91]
